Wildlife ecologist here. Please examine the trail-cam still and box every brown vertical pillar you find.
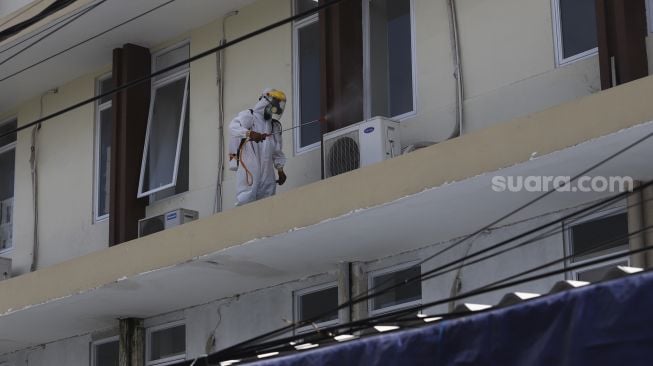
[110,44,151,246]
[596,0,648,90]
[627,181,648,268]
[319,0,363,132]
[119,318,145,366]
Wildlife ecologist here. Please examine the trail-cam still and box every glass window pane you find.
[0,150,15,202]
[577,260,628,282]
[372,266,421,311]
[299,286,338,323]
[95,340,119,366]
[140,77,188,195]
[295,0,318,14]
[152,100,189,201]
[99,77,114,105]
[571,213,629,261]
[559,0,598,59]
[370,0,413,118]
[97,108,112,218]
[150,325,185,361]
[154,44,190,81]
[0,119,16,148]
[298,21,322,148]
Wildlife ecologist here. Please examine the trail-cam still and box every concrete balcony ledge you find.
[1,75,653,353]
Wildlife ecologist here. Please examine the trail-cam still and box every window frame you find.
[91,335,119,366]
[93,73,113,223]
[551,0,599,67]
[145,320,186,366]
[362,0,418,122]
[564,205,630,281]
[137,42,190,199]
[0,117,16,255]
[368,261,422,316]
[291,0,418,155]
[293,282,340,333]
[292,11,322,155]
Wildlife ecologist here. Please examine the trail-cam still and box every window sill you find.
[0,247,13,256]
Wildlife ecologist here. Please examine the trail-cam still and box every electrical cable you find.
[0,0,180,84]
[220,177,653,351]
[0,0,99,56]
[0,0,348,142]
[213,226,653,362]
[215,181,653,349]
[0,0,106,67]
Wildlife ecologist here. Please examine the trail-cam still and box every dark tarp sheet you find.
[253,271,653,366]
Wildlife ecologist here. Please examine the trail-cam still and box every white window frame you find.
[368,261,422,316]
[91,336,119,366]
[145,320,186,366]
[292,11,322,155]
[93,73,112,223]
[362,0,418,122]
[293,282,339,333]
[0,117,17,255]
[551,0,599,67]
[564,205,630,281]
[138,42,190,198]
[292,0,418,155]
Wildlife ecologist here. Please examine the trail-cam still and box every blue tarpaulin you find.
[253,271,653,366]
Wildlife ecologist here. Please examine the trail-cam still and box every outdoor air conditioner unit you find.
[138,209,199,238]
[0,257,11,281]
[322,117,401,178]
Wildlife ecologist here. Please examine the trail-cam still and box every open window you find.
[0,118,16,253]
[565,207,630,281]
[552,0,599,66]
[294,282,339,332]
[138,43,190,199]
[146,321,186,366]
[368,262,422,315]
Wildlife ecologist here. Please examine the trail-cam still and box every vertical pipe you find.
[447,0,464,139]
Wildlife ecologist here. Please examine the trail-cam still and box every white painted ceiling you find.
[1,120,652,354]
[0,0,255,113]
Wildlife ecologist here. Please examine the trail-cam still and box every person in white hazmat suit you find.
[229,89,288,206]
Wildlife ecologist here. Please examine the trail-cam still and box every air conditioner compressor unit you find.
[322,117,401,178]
[138,208,199,238]
[0,257,11,281]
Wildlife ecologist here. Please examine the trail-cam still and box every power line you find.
[213,227,653,362]
[0,0,348,141]
[0,0,107,67]
[0,0,179,84]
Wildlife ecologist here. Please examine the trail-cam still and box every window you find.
[369,263,422,314]
[0,118,16,253]
[292,0,416,154]
[293,1,322,153]
[294,283,339,331]
[138,43,190,199]
[552,0,599,66]
[648,0,653,34]
[146,322,186,366]
[566,208,630,281]
[94,74,113,222]
[368,0,415,119]
[92,337,119,366]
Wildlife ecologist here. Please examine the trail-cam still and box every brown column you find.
[110,44,151,246]
[319,0,363,132]
[596,0,648,90]
[119,318,145,366]
[627,181,647,268]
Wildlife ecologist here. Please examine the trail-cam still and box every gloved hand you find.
[248,130,267,143]
[277,169,287,185]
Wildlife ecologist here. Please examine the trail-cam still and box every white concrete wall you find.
[0,207,573,364]
[0,0,33,19]
[1,0,603,275]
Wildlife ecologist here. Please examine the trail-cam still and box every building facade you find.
[0,0,652,364]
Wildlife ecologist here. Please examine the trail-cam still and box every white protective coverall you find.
[229,97,286,206]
